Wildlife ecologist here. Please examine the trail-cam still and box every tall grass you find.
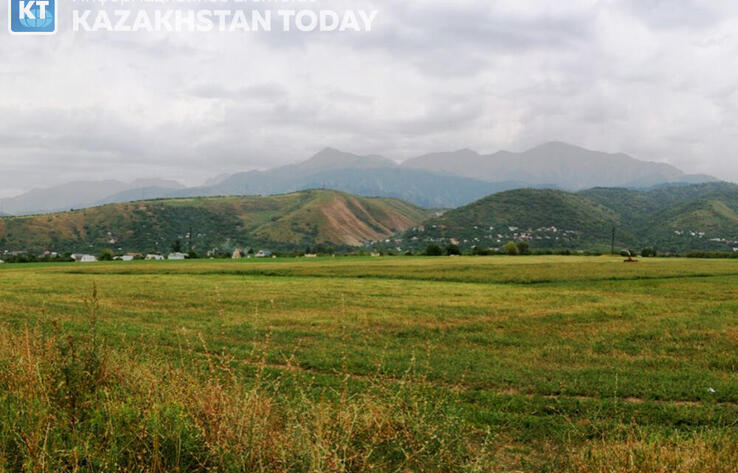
[558,431,738,473]
[0,286,493,472]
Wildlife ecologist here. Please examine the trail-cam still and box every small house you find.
[168,252,188,260]
[146,254,164,261]
[255,250,272,258]
[232,249,244,259]
[71,253,95,262]
[76,254,97,263]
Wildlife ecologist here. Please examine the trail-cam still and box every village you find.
[373,223,738,254]
[389,224,590,253]
[0,248,277,264]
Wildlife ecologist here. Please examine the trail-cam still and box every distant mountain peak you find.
[454,148,480,155]
[528,141,613,156]
[129,178,184,189]
[299,148,396,171]
[314,147,344,156]
[534,140,586,149]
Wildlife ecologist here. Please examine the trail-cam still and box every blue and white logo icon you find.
[9,0,56,34]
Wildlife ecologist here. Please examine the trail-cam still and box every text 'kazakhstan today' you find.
[72,9,379,32]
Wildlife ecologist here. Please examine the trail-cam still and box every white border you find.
[8,0,58,35]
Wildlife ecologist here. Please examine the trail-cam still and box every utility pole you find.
[611,225,616,255]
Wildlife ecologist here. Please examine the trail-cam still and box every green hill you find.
[0,190,430,254]
[581,183,738,251]
[403,189,627,251]
[401,184,738,252]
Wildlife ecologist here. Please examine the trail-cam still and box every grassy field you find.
[0,256,737,472]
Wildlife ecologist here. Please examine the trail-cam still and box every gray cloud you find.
[1,0,738,197]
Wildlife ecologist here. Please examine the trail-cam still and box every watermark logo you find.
[9,0,56,34]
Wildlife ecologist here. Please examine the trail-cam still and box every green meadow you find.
[0,256,736,472]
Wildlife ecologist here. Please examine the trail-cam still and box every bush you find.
[641,248,657,257]
[517,242,531,255]
[504,241,519,256]
[424,244,444,256]
[445,244,461,256]
[99,249,114,261]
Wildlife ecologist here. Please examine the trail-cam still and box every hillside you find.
[582,182,738,250]
[402,189,629,250]
[399,183,738,252]
[0,190,429,254]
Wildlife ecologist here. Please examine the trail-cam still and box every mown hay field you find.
[0,256,736,472]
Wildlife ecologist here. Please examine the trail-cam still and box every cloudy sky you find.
[2,0,738,197]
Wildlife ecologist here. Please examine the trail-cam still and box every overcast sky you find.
[2,0,738,197]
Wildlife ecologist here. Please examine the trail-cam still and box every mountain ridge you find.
[0,142,719,214]
[402,142,716,190]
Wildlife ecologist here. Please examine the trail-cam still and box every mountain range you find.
[0,142,718,215]
[401,142,714,190]
[401,182,738,253]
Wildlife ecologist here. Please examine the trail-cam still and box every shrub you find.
[424,244,444,256]
[445,244,462,256]
[99,249,114,261]
[504,241,519,256]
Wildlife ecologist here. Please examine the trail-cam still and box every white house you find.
[71,253,96,262]
[256,250,273,258]
[0,260,5,264]
[146,254,164,261]
[168,252,188,260]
